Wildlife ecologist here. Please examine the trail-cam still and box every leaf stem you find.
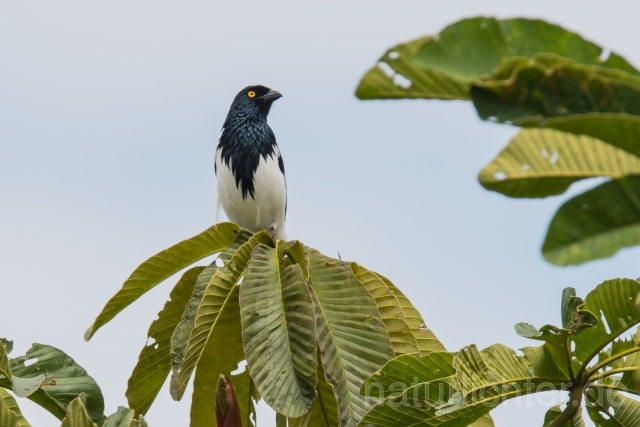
[583,346,640,379]
[589,367,639,383]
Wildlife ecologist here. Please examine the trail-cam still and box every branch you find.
[545,383,584,427]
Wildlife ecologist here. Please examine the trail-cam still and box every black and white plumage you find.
[215,85,287,240]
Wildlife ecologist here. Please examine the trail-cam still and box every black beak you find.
[258,89,283,102]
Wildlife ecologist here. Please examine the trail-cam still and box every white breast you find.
[215,145,287,240]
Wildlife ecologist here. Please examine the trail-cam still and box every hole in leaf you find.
[24,358,37,367]
[388,51,400,60]
[494,171,507,181]
[393,73,412,88]
[231,360,247,376]
[377,62,395,78]
[600,310,611,334]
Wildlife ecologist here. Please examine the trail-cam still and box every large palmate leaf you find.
[307,250,394,427]
[356,17,638,101]
[351,263,418,355]
[181,232,273,427]
[240,241,317,417]
[0,388,30,427]
[472,57,640,125]
[126,267,203,415]
[479,128,640,198]
[543,177,640,266]
[85,222,241,340]
[373,272,445,354]
[170,229,254,376]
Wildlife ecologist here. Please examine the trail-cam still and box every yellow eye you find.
[247,91,256,98]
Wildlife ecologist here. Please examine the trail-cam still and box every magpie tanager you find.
[215,85,287,240]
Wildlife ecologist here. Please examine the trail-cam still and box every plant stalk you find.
[545,383,584,427]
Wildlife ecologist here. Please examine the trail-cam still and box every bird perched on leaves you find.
[215,85,287,240]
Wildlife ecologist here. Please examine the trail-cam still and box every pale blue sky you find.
[2,1,639,426]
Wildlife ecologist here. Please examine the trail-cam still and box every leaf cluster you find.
[0,340,146,427]
[85,223,446,427]
[359,279,640,426]
[356,17,640,266]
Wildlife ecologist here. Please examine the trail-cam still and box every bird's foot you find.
[270,225,277,241]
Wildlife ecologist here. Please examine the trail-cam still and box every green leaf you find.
[543,404,585,427]
[240,241,317,417]
[126,267,203,415]
[586,389,640,426]
[572,279,640,365]
[543,177,640,265]
[61,395,98,427]
[360,344,562,427]
[356,17,638,101]
[473,58,640,125]
[171,231,271,401]
[288,351,338,427]
[85,222,241,340]
[352,264,418,355]
[361,352,455,399]
[0,388,30,427]
[373,272,445,354]
[0,340,13,355]
[10,344,104,425]
[104,407,135,427]
[522,113,640,158]
[307,250,394,426]
[170,229,254,376]
[478,128,640,198]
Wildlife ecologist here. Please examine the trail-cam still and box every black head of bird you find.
[223,85,283,128]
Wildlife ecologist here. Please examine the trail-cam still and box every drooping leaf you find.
[352,263,418,355]
[543,404,585,427]
[543,177,640,265]
[307,250,394,426]
[170,230,254,376]
[10,344,104,425]
[373,272,445,354]
[473,58,640,125]
[172,231,272,402]
[356,17,638,101]
[240,241,317,417]
[85,222,241,340]
[478,128,640,198]
[0,388,30,427]
[185,233,274,427]
[288,351,338,427]
[126,267,203,415]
